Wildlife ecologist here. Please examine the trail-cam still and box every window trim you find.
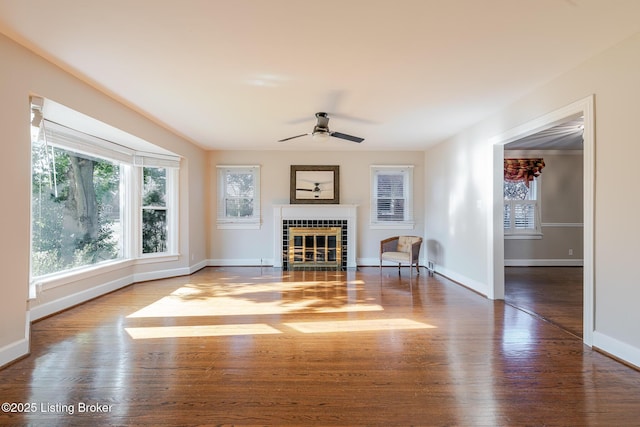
[216,165,261,229]
[369,165,415,230]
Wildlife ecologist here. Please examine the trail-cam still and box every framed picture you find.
[290,165,340,204]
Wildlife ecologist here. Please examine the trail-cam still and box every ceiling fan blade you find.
[278,133,309,142]
[330,132,364,143]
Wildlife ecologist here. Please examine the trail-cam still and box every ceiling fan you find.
[278,112,364,143]
[296,181,330,198]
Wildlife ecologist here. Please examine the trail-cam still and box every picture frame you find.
[290,165,340,204]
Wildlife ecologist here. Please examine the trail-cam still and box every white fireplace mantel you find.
[273,204,358,269]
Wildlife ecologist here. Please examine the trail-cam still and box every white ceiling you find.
[2,0,640,151]
[506,117,584,151]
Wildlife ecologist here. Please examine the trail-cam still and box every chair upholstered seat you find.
[381,251,412,263]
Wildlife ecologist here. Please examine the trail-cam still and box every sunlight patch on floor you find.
[125,323,282,339]
[124,319,436,339]
[127,280,382,318]
[284,318,436,333]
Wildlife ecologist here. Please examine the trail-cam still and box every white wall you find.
[424,31,640,367]
[208,150,425,266]
[0,34,207,367]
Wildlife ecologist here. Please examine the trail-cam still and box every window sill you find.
[31,253,182,293]
[217,222,261,230]
[32,258,133,292]
[137,253,180,264]
[370,222,415,230]
[505,233,543,240]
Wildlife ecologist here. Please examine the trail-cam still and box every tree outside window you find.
[142,167,168,254]
[31,141,121,277]
[224,171,254,217]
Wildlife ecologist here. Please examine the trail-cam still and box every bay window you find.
[30,96,180,287]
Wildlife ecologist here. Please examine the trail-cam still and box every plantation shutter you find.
[504,200,538,231]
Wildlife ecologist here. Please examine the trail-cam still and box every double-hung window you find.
[504,178,542,238]
[216,165,261,229]
[370,165,414,229]
[139,161,179,255]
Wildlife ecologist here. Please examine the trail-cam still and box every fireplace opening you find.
[282,219,348,270]
[288,227,342,269]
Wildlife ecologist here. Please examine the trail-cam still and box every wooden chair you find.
[380,236,423,275]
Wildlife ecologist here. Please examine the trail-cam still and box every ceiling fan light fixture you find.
[312,131,330,141]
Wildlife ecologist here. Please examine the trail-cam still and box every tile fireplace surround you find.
[273,204,357,269]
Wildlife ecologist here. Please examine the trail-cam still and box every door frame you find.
[488,95,595,346]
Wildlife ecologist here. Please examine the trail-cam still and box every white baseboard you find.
[0,315,30,368]
[593,331,640,370]
[0,337,29,369]
[432,265,489,296]
[208,258,274,267]
[505,259,584,267]
[133,266,191,283]
[30,264,200,322]
[30,275,135,321]
[189,259,209,273]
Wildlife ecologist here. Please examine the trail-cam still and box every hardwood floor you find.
[1,266,639,426]
[505,266,583,338]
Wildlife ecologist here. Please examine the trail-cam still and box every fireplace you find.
[273,204,357,270]
[288,227,342,269]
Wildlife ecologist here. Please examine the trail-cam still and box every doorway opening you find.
[503,117,584,338]
[489,95,594,346]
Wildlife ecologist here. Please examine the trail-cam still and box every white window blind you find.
[370,165,414,229]
[43,120,134,164]
[44,120,181,168]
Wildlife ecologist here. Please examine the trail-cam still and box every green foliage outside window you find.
[31,142,121,277]
[142,167,168,254]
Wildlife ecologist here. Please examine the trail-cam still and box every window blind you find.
[43,120,181,168]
